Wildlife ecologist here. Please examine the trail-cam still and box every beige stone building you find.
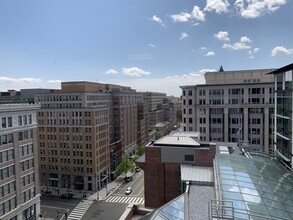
[0,104,41,220]
[181,68,275,153]
[34,81,150,191]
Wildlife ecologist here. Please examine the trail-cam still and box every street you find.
[41,196,80,219]
[40,170,145,219]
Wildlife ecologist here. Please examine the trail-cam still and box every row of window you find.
[0,165,15,180]
[19,130,33,141]
[21,173,35,187]
[184,108,269,115]
[1,115,33,129]
[21,187,35,203]
[0,197,16,216]
[1,117,12,129]
[37,95,81,102]
[0,133,13,146]
[0,181,16,197]
[0,148,14,163]
[20,158,34,172]
[19,144,34,157]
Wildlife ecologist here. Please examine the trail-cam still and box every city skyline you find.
[0,0,292,97]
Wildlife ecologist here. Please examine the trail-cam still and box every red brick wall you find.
[164,163,180,203]
[144,143,216,208]
[195,144,216,167]
[144,147,165,208]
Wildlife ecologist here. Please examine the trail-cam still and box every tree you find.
[116,156,135,178]
[176,109,182,123]
[155,131,163,140]
[137,146,145,156]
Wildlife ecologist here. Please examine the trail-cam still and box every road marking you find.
[67,200,93,220]
[105,196,144,205]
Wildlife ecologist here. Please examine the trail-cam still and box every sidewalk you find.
[41,174,126,201]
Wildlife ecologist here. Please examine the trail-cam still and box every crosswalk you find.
[67,200,93,220]
[105,196,144,205]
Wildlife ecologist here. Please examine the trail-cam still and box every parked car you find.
[135,166,141,172]
[60,193,74,199]
[125,176,133,182]
[125,187,133,195]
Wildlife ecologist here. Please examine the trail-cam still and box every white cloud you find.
[191,6,206,21]
[114,69,216,97]
[204,0,230,13]
[0,77,42,84]
[235,0,287,19]
[170,5,205,23]
[240,36,251,43]
[179,32,189,40]
[248,47,260,59]
[206,51,216,56]
[214,31,230,41]
[148,44,155,48]
[0,76,63,91]
[47,80,62,83]
[223,42,251,50]
[105,69,118,75]
[192,22,200,26]
[122,67,151,77]
[170,12,191,23]
[151,15,165,26]
[200,46,208,50]
[271,46,293,56]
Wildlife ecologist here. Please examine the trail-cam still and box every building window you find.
[1,118,7,128]
[185,155,194,161]
[188,99,192,105]
[18,116,22,126]
[188,90,192,96]
[189,108,192,114]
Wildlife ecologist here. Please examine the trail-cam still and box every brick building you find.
[137,132,216,208]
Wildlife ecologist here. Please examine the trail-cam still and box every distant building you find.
[269,63,293,168]
[0,104,41,220]
[181,68,275,153]
[144,92,176,135]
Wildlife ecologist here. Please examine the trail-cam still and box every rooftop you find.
[154,136,200,147]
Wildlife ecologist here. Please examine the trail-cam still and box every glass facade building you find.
[271,63,293,167]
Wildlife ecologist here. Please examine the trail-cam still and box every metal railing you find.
[209,200,288,220]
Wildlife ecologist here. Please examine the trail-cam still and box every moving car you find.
[125,176,133,182]
[135,166,141,172]
[125,187,133,195]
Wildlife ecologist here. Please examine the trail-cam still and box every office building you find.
[34,81,150,192]
[144,92,176,135]
[0,104,41,220]
[181,68,275,153]
[269,63,293,168]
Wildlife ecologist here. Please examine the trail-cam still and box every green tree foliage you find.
[176,109,182,123]
[116,156,135,177]
[155,131,164,140]
[138,146,145,156]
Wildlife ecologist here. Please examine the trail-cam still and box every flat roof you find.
[154,136,200,147]
[180,165,213,185]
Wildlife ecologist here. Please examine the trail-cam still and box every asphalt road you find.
[41,195,81,219]
[82,201,128,220]
[114,170,144,197]
[40,170,145,219]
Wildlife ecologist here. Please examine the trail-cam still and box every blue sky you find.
[0,0,292,97]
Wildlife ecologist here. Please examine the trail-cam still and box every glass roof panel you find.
[217,154,293,220]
